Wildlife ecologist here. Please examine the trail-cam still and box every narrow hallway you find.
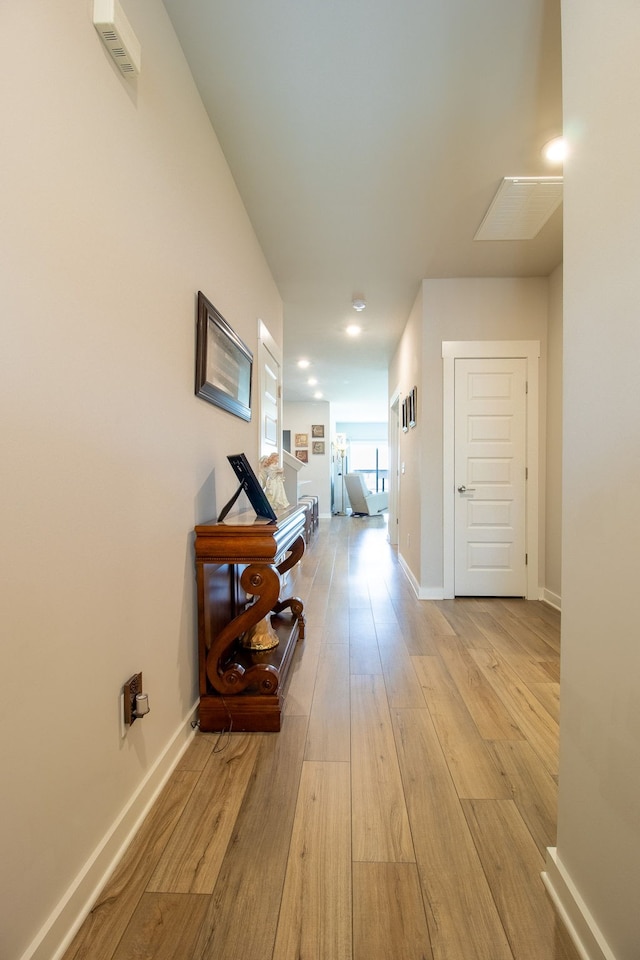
[64,516,577,960]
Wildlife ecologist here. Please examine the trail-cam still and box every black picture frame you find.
[218,453,277,523]
[409,386,417,427]
[195,291,253,421]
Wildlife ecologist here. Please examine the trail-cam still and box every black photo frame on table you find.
[218,453,277,523]
[195,291,253,421]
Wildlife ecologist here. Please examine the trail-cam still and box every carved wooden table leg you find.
[194,504,308,731]
[206,562,282,695]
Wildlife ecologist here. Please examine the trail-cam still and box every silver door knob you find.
[457,485,476,493]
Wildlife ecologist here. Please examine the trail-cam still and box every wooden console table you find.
[194,504,307,732]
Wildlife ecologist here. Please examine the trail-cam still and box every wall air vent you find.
[93,0,141,77]
[474,177,562,241]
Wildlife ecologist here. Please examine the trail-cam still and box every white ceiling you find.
[162,0,563,421]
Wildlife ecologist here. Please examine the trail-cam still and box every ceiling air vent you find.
[93,0,141,78]
[474,177,562,241]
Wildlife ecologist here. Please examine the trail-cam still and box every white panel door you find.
[454,358,527,596]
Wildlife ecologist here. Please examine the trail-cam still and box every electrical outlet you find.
[123,672,143,726]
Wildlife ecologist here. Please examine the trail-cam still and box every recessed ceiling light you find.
[314,391,323,399]
[352,298,366,312]
[542,136,568,165]
[307,377,318,386]
[297,359,310,369]
[346,324,361,337]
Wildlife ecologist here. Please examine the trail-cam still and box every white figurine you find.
[259,454,289,510]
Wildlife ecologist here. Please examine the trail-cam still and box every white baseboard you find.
[540,587,562,611]
[418,586,445,600]
[398,552,420,597]
[397,554,444,600]
[542,848,617,960]
[22,702,199,960]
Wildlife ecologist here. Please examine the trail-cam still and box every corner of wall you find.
[542,848,617,960]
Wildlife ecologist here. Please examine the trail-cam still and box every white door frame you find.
[257,319,282,460]
[442,340,540,600]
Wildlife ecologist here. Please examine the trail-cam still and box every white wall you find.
[423,279,548,594]
[545,263,563,608]
[391,278,550,596]
[282,401,331,515]
[389,288,424,582]
[548,4,640,957]
[0,3,282,958]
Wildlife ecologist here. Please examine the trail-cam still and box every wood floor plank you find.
[495,598,560,626]
[498,615,561,662]
[468,611,557,684]
[272,761,352,960]
[528,681,560,723]
[174,732,216,773]
[395,611,441,656]
[112,893,210,960]
[433,600,494,648]
[194,716,308,960]
[486,740,558,857]
[391,708,514,960]
[461,799,580,960]
[349,614,377,642]
[349,611,383,675]
[519,615,562,654]
[433,635,523,740]
[353,862,433,960]
[369,591,403,626]
[62,771,199,960]
[496,598,556,621]
[305,643,351,761]
[411,656,512,799]
[349,632,383,674]
[420,601,457,636]
[282,635,321,716]
[351,674,415,862]
[349,590,375,612]
[469,647,559,776]
[147,734,260,894]
[540,660,561,682]
[320,609,351,644]
[377,635,426,709]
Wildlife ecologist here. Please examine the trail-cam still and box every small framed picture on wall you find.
[409,386,417,427]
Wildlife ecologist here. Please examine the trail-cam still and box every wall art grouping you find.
[295,425,326,461]
[402,386,417,432]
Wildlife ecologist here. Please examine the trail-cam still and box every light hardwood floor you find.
[64,516,579,960]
